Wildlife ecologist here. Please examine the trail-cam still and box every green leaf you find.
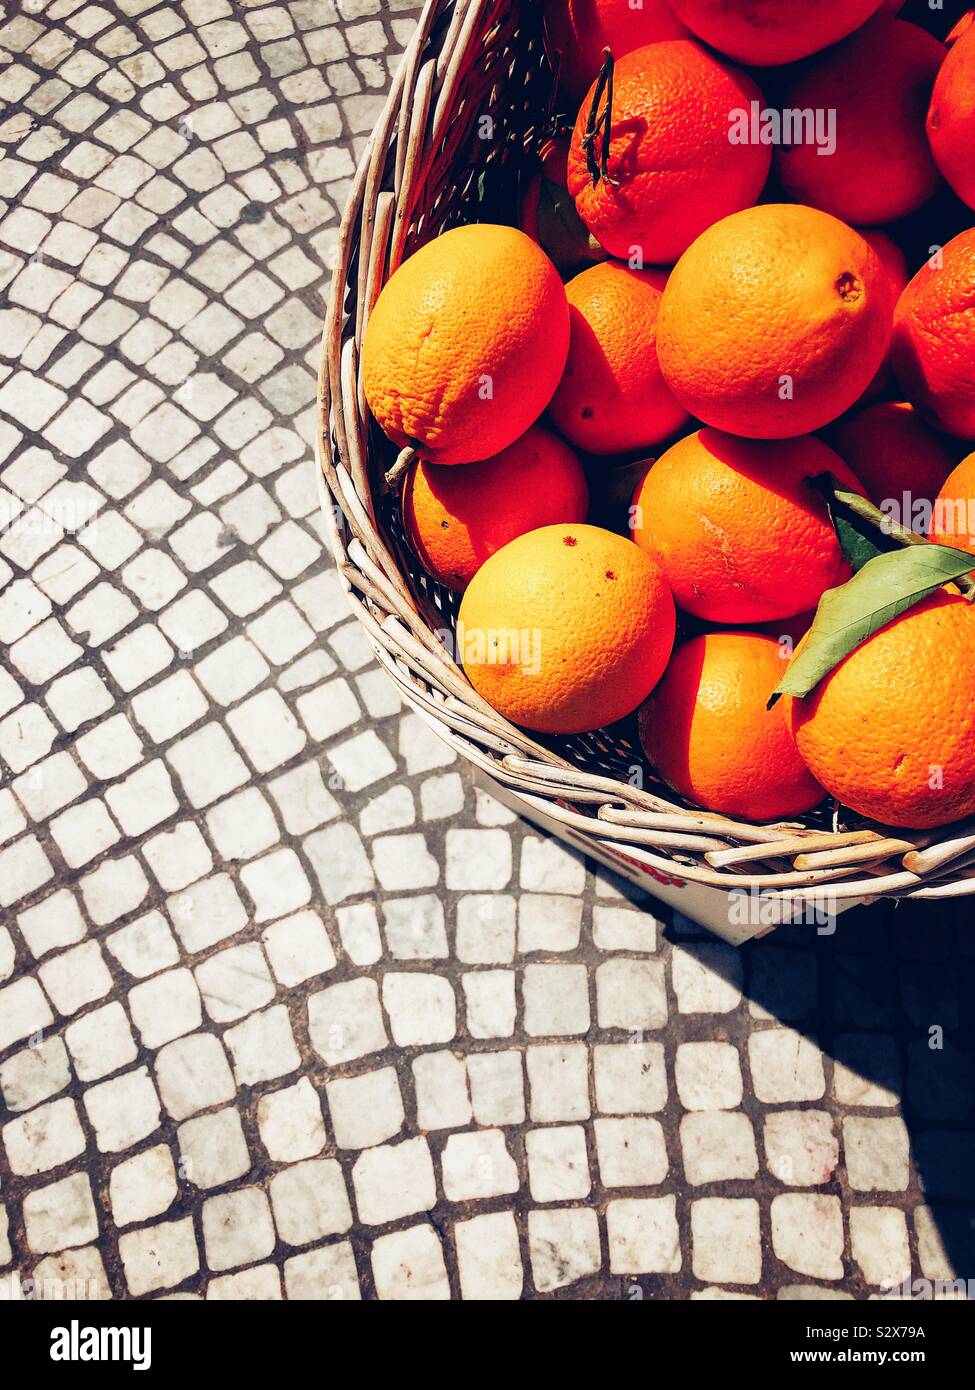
[832,512,886,571]
[770,544,975,706]
[810,472,892,572]
[534,176,606,277]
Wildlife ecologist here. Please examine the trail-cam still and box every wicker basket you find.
[317,0,975,910]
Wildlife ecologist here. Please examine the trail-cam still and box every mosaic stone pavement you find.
[1,0,974,1303]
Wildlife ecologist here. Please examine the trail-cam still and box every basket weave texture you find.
[317,0,975,905]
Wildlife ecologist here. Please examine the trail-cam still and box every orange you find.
[927,19,975,211]
[458,524,675,734]
[639,633,825,820]
[668,0,886,65]
[567,41,770,265]
[891,228,975,439]
[860,230,909,302]
[362,224,569,466]
[547,262,688,455]
[790,592,975,828]
[830,402,956,514]
[631,428,862,623]
[544,0,688,101]
[929,452,975,555]
[656,204,893,438]
[858,229,910,400]
[946,10,975,45]
[776,19,944,225]
[403,425,589,592]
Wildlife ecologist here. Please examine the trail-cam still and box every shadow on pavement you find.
[657,895,975,1292]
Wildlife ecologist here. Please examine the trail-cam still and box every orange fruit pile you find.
[857,230,910,400]
[930,452,975,555]
[403,426,589,592]
[566,40,770,264]
[545,0,687,100]
[548,262,687,455]
[655,204,893,438]
[362,223,569,465]
[830,402,956,512]
[775,17,945,225]
[458,525,675,735]
[891,227,975,439]
[641,633,825,822]
[790,594,975,828]
[359,1,975,829]
[667,0,888,66]
[631,430,862,624]
[928,17,975,210]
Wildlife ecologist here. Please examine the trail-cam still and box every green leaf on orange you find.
[769,543,975,707]
[810,473,891,572]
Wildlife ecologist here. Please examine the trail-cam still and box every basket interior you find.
[360,0,874,843]
[377,477,849,835]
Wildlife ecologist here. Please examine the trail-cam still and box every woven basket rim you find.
[316,0,975,905]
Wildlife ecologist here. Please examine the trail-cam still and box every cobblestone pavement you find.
[1,0,973,1302]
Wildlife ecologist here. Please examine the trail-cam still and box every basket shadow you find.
[651,892,975,1291]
